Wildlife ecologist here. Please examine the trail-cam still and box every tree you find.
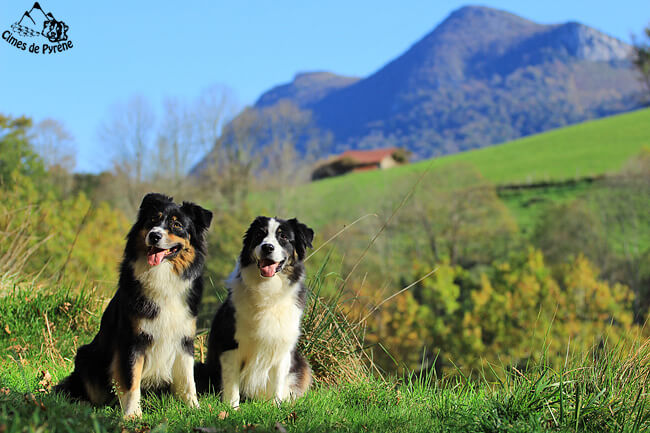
[633,24,650,100]
[533,199,609,267]
[97,95,156,214]
[591,149,650,321]
[401,162,517,266]
[462,250,636,374]
[155,85,238,195]
[200,107,263,206]
[97,87,239,213]
[0,114,45,187]
[356,248,639,376]
[200,100,329,208]
[31,118,76,172]
[362,285,435,374]
[257,101,328,214]
[31,118,76,195]
[194,84,239,153]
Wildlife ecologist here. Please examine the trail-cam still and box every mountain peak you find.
[448,5,519,19]
[293,71,354,82]
[305,5,640,157]
[442,6,630,62]
[550,22,631,61]
[195,5,642,174]
[441,4,539,30]
[255,71,360,108]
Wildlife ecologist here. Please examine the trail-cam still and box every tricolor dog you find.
[196,216,314,407]
[55,193,212,417]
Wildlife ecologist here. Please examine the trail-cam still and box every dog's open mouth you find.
[147,245,181,266]
[258,258,285,277]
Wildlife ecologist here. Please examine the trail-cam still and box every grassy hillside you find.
[404,107,650,184]
[1,285,647,433]
[264,108,650,229]
[1,111,648,432]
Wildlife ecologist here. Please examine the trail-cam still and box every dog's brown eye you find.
[151,213,162,223]
[172,221,182,230]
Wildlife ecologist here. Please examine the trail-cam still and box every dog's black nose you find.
[261,243,275,254]
[149,231,162,244]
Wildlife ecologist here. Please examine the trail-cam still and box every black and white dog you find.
[55,193,212,417]
[197,216,314,407]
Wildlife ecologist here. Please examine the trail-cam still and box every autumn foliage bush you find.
[358,249,640,377]
[0,174,129,291]
[0,115,129,291]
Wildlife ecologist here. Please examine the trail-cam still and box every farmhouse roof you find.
[339,147,400,164]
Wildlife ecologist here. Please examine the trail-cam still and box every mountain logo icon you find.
[10,2,68,43]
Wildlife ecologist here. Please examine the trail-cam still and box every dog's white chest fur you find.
[133,259,194,387]
[229,266,302,398]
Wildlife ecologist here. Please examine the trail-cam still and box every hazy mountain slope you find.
[303,6,640,157]
[193,5,643,175]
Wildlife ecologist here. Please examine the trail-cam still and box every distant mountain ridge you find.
[196,5,643,171]
[255,71,360,108]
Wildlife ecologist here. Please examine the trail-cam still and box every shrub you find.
[0,173,128,291]
[358,249,641,377]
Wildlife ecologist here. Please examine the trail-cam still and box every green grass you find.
[260,108,650,229]
[332,107,650,186]
[497,181,598,238]
[1,282,648,433]
[402,107,650,184]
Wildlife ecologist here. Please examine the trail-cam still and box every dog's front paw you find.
[179,391,200,409]
[123,406,143,419]
[188,395,200,409]
[227,398,240,410]
[222,390,240,409]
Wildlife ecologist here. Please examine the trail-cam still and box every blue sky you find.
[1,0,648,173]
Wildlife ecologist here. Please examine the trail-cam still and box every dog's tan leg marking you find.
[114,353,144,418]
[172,352,200,408]
[83,380,109,405]
[295,362,313,397]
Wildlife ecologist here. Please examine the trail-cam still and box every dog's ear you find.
[288,218,314,260]
[181,202,213,232]
[140,193,173,211]
[239,216,268,266]
[138,193,173,222]
[242,216,267,245]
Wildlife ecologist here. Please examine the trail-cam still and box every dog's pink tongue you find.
[260,261,279,277]
[147,250,166,266]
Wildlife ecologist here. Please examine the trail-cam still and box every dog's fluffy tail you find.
[194,362,221,395]
[52,371,88,401]
[289,351,312,397]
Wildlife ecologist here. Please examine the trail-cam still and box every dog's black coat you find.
[54,193,212,410]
